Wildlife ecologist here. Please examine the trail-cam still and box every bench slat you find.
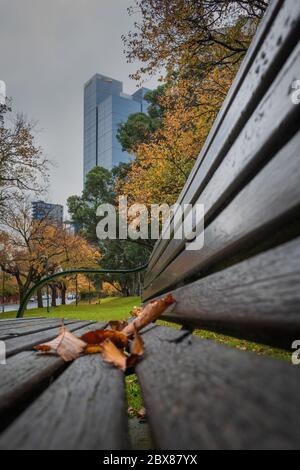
[0,353,129,450]
[0,319,79,340]
[147,0,300,272]
[0,323,106,430]
[144,123,300,300]
[136,325,300,450]
[5,321,94,357]
[155,238,300,349]
[0,317,46,325]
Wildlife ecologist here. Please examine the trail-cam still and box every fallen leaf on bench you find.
[85,344,104,354]
[138,407,147,422]
[101,339,127,371]
[130,327,144,356]
[80,329,128,349]
[109,320,128,331]
[125,328,145,369]
[131,306,143,317]
[34,324,87,362]
[122,293,175,337]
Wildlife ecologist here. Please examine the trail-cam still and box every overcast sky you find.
[0,0,159,215]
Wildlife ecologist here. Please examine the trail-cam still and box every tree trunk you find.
[50,284,57,307]
[37,289,43,308]
[61,283,66,305]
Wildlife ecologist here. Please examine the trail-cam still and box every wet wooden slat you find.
[0,317,46,325]
[5,321,94,358]
[154,238,300,349]
[136,325,300,450]
[0,323,106,428]
[0,319,79,340]
[144,125,300,300]
[0,350,129,449]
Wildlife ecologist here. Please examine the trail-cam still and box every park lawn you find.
[1,296,141,322]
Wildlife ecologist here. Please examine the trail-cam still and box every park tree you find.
[117,0,268,206]
[0,102,49,218]
[117,86,166,152]
[123,0,268,83]
[68,166,151,296]
[0,200,100,306]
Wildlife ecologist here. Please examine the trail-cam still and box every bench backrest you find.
[143,0,300,350]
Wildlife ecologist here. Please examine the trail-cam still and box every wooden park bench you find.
[0,0,300,450]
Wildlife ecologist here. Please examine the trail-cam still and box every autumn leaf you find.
[131,306,143,318]
[85,345,104,355]
[109,320,128,331]
[130,327,144,356]
[138,407,147,422]
[122,294,175,337]
[100,340,127,371]
[81,329,128,349]
[34,323,87,362]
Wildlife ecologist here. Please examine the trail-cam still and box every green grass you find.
[0,296,141,322]
[126,375,144,419]
[157,320,290,362]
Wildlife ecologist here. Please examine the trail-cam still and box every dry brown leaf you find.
[34,345,52,352]
[81,329,128,349]
[34,324,87,362]
[122,294,175,337]
[85,345,104,354]
[100,340,127,371]
[131,306,143,318]
[109,320,128,331]
[130,328,144,357]
[138,407,147,420]
[126,354,140,368]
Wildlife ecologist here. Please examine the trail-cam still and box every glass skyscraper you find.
[83,74,150,178]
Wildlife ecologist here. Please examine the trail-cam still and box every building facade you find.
[83,74,149,178]
[32,201,64,226]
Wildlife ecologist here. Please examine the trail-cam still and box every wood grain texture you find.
[136,325,300,450]
[0,323,106,428]
[152,238,300,349]
[147,0,300,272]
[4,321,94,357]
[0,319,79,340]
[0,317,45,325]
[0,355,129,450]
[144,126,300,299]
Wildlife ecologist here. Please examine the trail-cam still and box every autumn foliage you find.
[117,0,267,207]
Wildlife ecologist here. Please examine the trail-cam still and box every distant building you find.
[83,74,150,178]
[64,220,81,235]
[32,201,64,226]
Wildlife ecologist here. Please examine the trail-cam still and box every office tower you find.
[83,74,150,178]
[32,201,64,226]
